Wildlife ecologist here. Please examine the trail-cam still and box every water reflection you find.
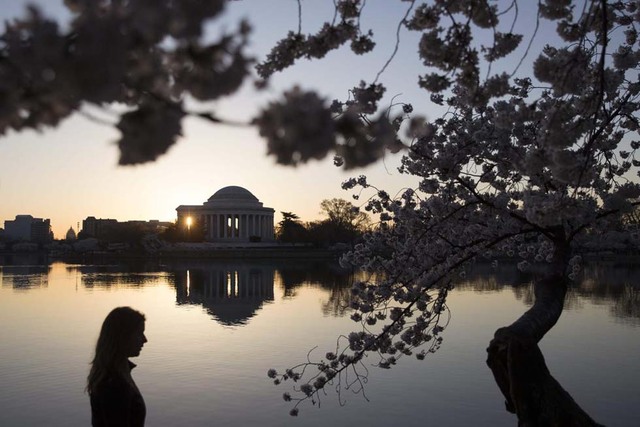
[0,265,50,290]
[171,261,275,326]
[167,260,362,324]
[66,264,171,289]
[459,262,640,324]
[275,261,358,316]
[1,262,638,426]
[1,259,639,324]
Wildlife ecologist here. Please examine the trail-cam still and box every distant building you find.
[81,217,118,239]
[176,186,275,243]
[81,216,171,240]
[3,215,53,243]
[65,227,77,241]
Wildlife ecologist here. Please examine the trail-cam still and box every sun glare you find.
[186,216,193,229]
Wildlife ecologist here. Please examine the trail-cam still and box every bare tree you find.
[320,198,370,231]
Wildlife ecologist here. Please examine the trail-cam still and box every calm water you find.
[0,258,639,426]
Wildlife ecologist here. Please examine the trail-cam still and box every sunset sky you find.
[0,0,438,238]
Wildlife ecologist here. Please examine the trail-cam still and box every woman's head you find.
[87,307,147,393]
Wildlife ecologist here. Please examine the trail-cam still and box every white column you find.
[232,214,235,239]
[234,214,239,239]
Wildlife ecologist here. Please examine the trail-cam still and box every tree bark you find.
[486,274,604,426]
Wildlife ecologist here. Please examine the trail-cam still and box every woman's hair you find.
[87,306,145,394]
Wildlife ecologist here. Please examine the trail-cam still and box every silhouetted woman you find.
[87,307,148,427]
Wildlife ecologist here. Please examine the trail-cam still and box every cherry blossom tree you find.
[261,1,640,424]
[3,0,640,424]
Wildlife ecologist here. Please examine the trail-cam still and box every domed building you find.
[65,226,77,241]
[176,186,275,243]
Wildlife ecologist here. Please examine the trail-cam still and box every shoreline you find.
[1,246,639,266]
[0,245,344,264]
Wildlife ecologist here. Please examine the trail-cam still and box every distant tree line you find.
[276,198,371,247]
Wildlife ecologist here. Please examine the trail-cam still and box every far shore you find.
[0,242,347,263]
[1,240,640,267]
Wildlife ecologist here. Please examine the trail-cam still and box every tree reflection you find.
[277,261,355,299]
[274,261,370,316]
[612,285,640,323]
[0,265,50,290]
[70,264,170,289]
[456,261,640,323]
[321,285,352,317]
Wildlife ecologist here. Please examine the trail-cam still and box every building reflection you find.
[0,265,50,290]
[173,262,275,326]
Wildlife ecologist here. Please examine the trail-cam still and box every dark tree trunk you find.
[486,274,604,426]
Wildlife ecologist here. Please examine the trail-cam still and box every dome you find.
[204,186,263,209]
[207,186,259,202]
[65,227,77,241]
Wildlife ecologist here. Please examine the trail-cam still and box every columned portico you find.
[176,186,275,243]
